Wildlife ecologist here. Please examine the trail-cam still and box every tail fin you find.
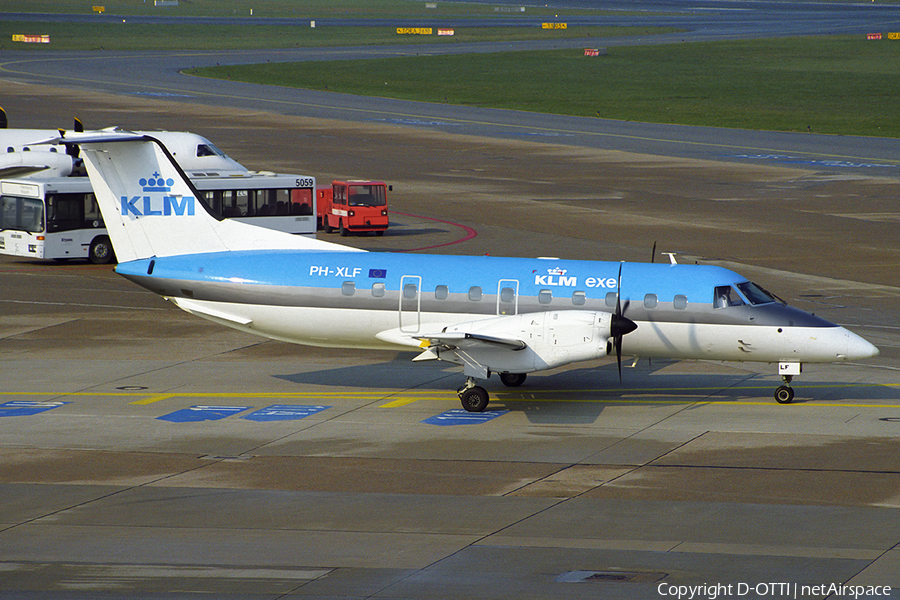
[65,132,350,263]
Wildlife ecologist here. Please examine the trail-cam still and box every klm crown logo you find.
[140,172,174,192]
[121,171,195,217]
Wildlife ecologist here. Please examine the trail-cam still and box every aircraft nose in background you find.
[843,329,879,360]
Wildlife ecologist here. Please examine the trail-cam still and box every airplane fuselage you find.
[115,250,872,366]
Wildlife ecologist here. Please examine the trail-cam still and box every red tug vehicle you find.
[317,180,389,236]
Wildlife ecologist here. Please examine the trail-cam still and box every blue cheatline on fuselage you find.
[114,250,837,330]
[118,251,742,303]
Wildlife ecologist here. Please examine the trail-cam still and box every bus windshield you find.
[0,195,44,233]
[347,185,385,207]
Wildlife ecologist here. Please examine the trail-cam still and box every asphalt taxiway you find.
[2,247,899,599]
[2,19,900,600]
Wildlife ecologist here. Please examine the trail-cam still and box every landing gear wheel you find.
[459,386,489,413]
[774,385,794,404]
[499,372,527,387]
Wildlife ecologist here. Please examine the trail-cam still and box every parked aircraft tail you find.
[60,131,351,263]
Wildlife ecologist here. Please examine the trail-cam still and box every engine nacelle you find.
[441,310,612,375]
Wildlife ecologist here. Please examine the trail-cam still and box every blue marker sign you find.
[157,405,250,423]
[0,401,70,417]
[242,405,330,422]
[422,409,509,426]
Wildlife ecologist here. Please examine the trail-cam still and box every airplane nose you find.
[843,329,879,360]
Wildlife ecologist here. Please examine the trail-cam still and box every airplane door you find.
[399,275,422,333]
[497,279,519,315]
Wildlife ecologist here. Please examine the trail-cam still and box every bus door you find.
[497,279,519,316]
[399,275,421,333]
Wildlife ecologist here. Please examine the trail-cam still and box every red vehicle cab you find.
[317,180,389,236]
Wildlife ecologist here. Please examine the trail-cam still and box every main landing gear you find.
[457,372,528,412]
[458,378,489,412]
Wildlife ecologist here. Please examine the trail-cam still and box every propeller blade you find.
[615,263,623,317]
[612,262,637,383]
[616,331,624,382]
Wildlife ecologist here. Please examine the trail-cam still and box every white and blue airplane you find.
[58,131,879,412]
[0,109,246,178]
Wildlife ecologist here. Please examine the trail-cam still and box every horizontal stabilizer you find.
[170,298,253,326]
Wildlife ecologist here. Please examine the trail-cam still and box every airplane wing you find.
[0,165,51,178]
[0,151,76,178]
[415,331,527,351]
[409,311,614,379]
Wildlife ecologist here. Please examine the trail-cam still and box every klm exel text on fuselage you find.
[120,195,195,217]
[534,274,618,288]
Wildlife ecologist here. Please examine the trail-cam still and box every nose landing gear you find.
[775,374,794,404]
[775,362,800,404]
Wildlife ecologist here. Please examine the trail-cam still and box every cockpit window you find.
[713,285,745,309]
[196,144,224,158]
[736,281,776,305]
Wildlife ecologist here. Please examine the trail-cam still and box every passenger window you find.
[500,287,515,303]
[605,292,617,308]
[644,293,658,309]
[713,285,744,308]
[342,281,356,296]
[539,289,552,304]
[572,291,586,306]
[372,282,385,298]
[468,286,483,301]
[435,285,449,300]
[403,283,418,299]
[674,294,688,310]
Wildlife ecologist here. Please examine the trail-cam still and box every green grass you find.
[0,21,675,51]
[188,36,900,137]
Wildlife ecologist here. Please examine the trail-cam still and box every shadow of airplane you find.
[273,357,898,425]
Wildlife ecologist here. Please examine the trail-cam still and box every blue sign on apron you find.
[157,405,251,423]
[242,405,330,422]
[0,401,70,417]
[422,409,509,426]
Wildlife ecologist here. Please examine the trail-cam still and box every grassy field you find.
[187,36,900,137]
[0,21,676,51]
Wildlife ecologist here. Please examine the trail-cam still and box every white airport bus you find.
[0,171,316,263]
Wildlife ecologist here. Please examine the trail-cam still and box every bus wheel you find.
[324,221,334,233]
[339,221,349,237]
[89,236,115,264]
